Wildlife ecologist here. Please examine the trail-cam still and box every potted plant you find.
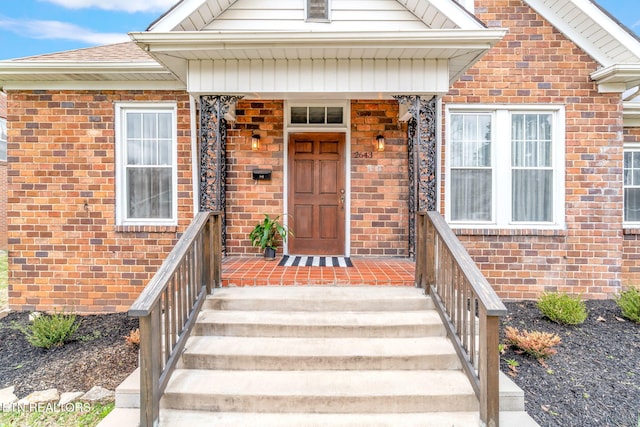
[249,214,292,260]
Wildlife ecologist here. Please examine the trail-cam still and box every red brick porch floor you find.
[221,257,416,287]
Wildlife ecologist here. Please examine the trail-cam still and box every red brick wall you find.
[350,100,408,256]
[441,0,624,299]
[0,92,7,250]
[223,99,409,257]
[623,127,640,285]
[6,90,194,313]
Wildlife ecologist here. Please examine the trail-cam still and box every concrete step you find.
[159,409,480,426]
[194,309,445,338]
[204,286,433,312]
[161,369,478,413]
[180,336,461,370]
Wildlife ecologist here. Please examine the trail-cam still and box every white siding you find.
[201,0,446,32]
[188,58,450,95]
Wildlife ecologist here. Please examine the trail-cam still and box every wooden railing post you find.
[202,212,212,295]
[425,212,436,294]
[212,213,222,288]
[480,309,501,427]
[415,212,425,289]
[138,309,161,427]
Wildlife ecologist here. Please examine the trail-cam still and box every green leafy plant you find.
[15,311,80,349]
[537,292,587,325]
[249,214,292,253]
[505,326,561,359]
[615,286,640,323]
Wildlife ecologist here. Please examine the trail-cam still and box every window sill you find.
[115,225,178,233]
[453,228,568,237]
[623,228,640,235]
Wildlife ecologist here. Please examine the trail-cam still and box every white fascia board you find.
[591,64,640,92]
[131,29,506,53]
[623,102,640,127]
[0,61,168,75]
[148,0,210,32]
[421,0,484,29]
[0,80,185,91]
[524,0,640,67]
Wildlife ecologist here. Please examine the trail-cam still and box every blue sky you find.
[0,0,638,60]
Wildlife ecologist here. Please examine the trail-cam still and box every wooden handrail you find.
[128,211,222,427]
[415,211,507,427]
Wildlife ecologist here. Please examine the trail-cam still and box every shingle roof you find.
[10,42,154,63]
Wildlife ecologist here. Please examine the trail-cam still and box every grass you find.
[0,402,114,427]
[0,250,7,309]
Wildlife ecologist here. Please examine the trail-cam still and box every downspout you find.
[190,95,199,216]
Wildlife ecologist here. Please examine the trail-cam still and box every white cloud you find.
[0,18,130,45]
[40,0,177,13]
[633,19,640,29]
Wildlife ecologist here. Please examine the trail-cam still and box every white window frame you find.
[624,143,640,227]
[0,117,6,162]
[287,101,347,129]
[445,104,565,229]
[115,103,178,226]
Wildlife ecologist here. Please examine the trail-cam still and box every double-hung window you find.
[446,106,565,228]
[624,147,640,225]
[116,103,177,226]
[0,117,6,162]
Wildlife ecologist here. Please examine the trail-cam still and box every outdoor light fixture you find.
[375,135,385,152]
[251,134,261,151]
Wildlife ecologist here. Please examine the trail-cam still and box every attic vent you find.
[307,0,329,21]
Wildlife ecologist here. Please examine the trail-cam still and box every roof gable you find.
[149,0,486,33]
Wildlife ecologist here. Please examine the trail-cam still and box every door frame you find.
[283,100,351,257]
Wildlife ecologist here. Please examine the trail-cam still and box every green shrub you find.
[615,287,640,323]
[16,311,80,349]
[537,292,587,325]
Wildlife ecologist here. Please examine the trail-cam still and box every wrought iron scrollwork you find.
[393,95,438,258]
[199,95,243,251]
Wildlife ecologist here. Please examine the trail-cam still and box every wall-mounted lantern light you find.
[375,135,385,152]
[251,134,261,151]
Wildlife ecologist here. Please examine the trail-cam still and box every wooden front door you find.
[288,133,346,255]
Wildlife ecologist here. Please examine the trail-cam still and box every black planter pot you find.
[264,247,277,260]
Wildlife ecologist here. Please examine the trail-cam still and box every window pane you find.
[0,141,6,162]
[512,114,552,167]
[451,169,492,221]
[451,114,491,167]
[127,167,172,219]
[291,107,307,124]
[127,113,142,138]
[127,138,143,165]
[326,107,343,124]
[143,113,158,139]
[308,107,325,124]
[625,188,640,222]
[512,170,552,222]
[158,113,171,139]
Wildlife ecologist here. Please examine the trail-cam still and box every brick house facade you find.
[0,92,7,251]
[1,0,639,313]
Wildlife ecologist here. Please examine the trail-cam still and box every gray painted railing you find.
[128,211,221,427]
[415,211,507,427]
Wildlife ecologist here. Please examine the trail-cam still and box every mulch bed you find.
[501,300,640,427]
[0,312,139,398]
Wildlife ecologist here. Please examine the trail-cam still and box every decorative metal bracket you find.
[393,95,438,258]
[199,95,243,251]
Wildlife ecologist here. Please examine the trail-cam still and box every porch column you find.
[393,95,438,258]
[199,95,243,251]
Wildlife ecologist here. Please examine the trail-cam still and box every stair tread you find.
[209,286,426,300]
[160,409,480,427]
[184,335,457,357]
[165,369,476,397]
[197,309,442,326]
